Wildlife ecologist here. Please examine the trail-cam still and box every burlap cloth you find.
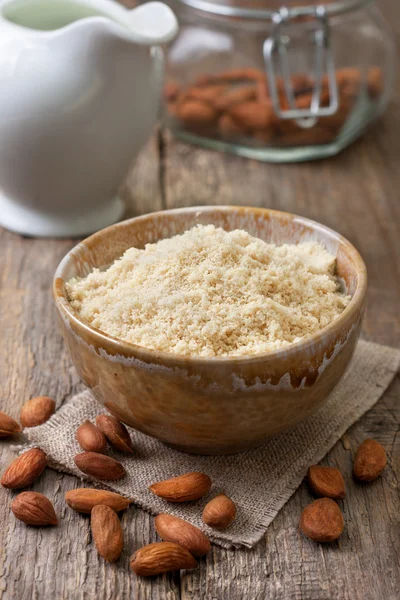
[21,340,400,549]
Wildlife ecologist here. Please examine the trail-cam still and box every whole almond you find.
[367,67,383,98]
[256,77,271,103]
[164,81,180,102]
[291,73,314,96]
[76,421,107,453]
[91,505,123,562]
[336,67,362,96]
[295,92,326,111]
[130,542,197,576]
[149,472,212,503]
[166,100,179,118]
[218,113,246,137]
[95,415,133,454]
[65,488,131,514]
[300,498,344,543]
[155,514,210,557]
[177,100,218,128]
[20,396,55,428]
[1,448,47,489]
[0,411,21,437]
[321,68,361,96]
[353,439,386,481]
[74,452,125,481]
[229,101,274,131]
[307,465,346,500]
[185,84,227,105]
[11,491,58,526]
[214,84,257,110]
[202,494,237,530]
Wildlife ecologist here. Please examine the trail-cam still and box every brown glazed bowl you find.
[53,206,367,455]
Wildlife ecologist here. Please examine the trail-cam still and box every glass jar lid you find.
[177,0,373,19]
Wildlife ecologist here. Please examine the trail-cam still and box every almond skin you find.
[95,415,133,454]
[202,494,237,530]
[367,67,383,98]
[336,67,362,97]
[214,84,257,111]
[1,448,47,489]
[177,100,218,128]
[20,396,55,428]
[164,81,180,102]
[65,488,131,514]
[300,498,344,542]
[0,411,21,437]
[155,514,211,557]
[229,101,274,131]
[74,452,126,481]
[11,491,58,526]
[353,439,387,481]
[130,542,198,576]
[218,113,246,137]
[185,84,227,105]
[76,421,107,454]
[307,465,346,500]
[149,472,212,503]
[91,505,123,562]
[291,73,315,96]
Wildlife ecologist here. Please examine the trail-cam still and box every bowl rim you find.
[53,205,367,366]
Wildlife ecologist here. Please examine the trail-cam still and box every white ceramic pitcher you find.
[0,0,178,237]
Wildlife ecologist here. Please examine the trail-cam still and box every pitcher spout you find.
[61,1,178,48]
[0,0,177,46]
[127,2,178,45]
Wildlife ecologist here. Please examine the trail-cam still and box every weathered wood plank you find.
[178,376,400,600]
[159,0,400,595]
[0,141,176,600]
[0,0,399,596]
[1,126,398,599]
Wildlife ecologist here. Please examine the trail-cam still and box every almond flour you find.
[66,225,350,357]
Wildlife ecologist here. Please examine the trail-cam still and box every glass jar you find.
[162,0,396,162]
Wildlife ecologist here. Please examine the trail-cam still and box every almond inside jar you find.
[164,67,383,147]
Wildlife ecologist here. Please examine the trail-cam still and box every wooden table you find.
[1,3,399,597]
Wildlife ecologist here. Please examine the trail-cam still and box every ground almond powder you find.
[66,225,350,357]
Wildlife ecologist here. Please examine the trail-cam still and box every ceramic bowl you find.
[53,206,367,455]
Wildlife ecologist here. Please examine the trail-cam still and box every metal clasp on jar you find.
[264,5,339,128]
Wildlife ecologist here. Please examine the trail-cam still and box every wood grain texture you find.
[0,0,399,596]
